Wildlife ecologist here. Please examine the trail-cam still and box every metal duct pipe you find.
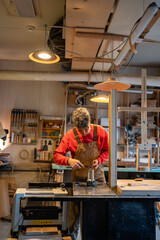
[0,70,91,82]
[0,70,160,87]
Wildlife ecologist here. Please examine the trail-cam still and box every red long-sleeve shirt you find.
[54,124,109,165]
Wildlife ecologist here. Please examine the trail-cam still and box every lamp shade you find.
[94,77,130,92]
[29,50,60,64]
[90,94,109,103]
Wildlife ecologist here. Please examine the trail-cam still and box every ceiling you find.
[0,0,160,77]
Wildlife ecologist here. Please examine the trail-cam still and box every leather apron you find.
[71,125,105,183]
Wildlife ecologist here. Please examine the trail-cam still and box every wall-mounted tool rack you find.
[10,109,39,144]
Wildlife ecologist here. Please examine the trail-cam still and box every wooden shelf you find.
[117,126,125,129]
[34,159,52,163]
[41,119,64,140]
[103,161,160,167]
[67,104,108,110]
[117,144,158,149]
[68,104,96,108]
[42,127,61,130]
[118,106,160,112]
[41,136,61,138]
[133,126,157,129]
[11,142,37,145]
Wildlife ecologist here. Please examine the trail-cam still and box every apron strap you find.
[93,125,98,141]
[73,128,81,144]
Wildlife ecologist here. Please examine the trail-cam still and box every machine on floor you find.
[11,182,70,239]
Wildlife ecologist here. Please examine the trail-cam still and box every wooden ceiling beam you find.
[76,32,126,41]
[73,57,113,63]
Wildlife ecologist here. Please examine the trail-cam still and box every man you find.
[54,107,109,239]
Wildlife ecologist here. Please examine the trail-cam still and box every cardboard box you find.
[0,180,10,217]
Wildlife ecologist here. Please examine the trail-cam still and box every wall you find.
[0,80,66,187]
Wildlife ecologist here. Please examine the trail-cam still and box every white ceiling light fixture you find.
[29,24,60,64]
[114,2,159,66]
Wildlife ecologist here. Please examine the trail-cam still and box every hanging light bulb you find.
[38,52,51,59]
[90,94,109,103]
[29,24,60,64]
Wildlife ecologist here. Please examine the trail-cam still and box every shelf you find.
[117,144,158,149]
[68,104,96,108]
[42,127,61,130]
[41,136,61,138]
[10,142,37,145]
[118,106,160,112]
[34,159,52,163]
[0,162,10,167]
[67,104,108,110]
[0,153,10,156]
[133,126,157,129]
[41,119,64,141]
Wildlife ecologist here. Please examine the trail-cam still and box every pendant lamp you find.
[29,24,60,64]
[94,77,130,92]
[90,94,109,103]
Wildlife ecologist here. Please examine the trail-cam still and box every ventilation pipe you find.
[0,70,160,87]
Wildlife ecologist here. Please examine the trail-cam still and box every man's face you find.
[77,125,90,136]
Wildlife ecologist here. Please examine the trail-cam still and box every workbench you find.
[52,163,160,184]
[51,164,160,239]
[72,181,160,240]
[12,180,160,240]
[52,163,160,172]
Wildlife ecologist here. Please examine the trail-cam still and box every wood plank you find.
[117,179,160,196]
[118,107,160,112]
[7,238,17,240]
[73,57,113,63]
[66,0,115,70]
[103,161,160,167]
[62,237,72,240]
[26,226,58,236]
[66,0,114,28]
[76,32,126,41]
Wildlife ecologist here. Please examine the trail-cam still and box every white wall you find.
[0,80,66,186]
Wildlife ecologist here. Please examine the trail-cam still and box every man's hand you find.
[92,159,99,170]
[68,158,84,169]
